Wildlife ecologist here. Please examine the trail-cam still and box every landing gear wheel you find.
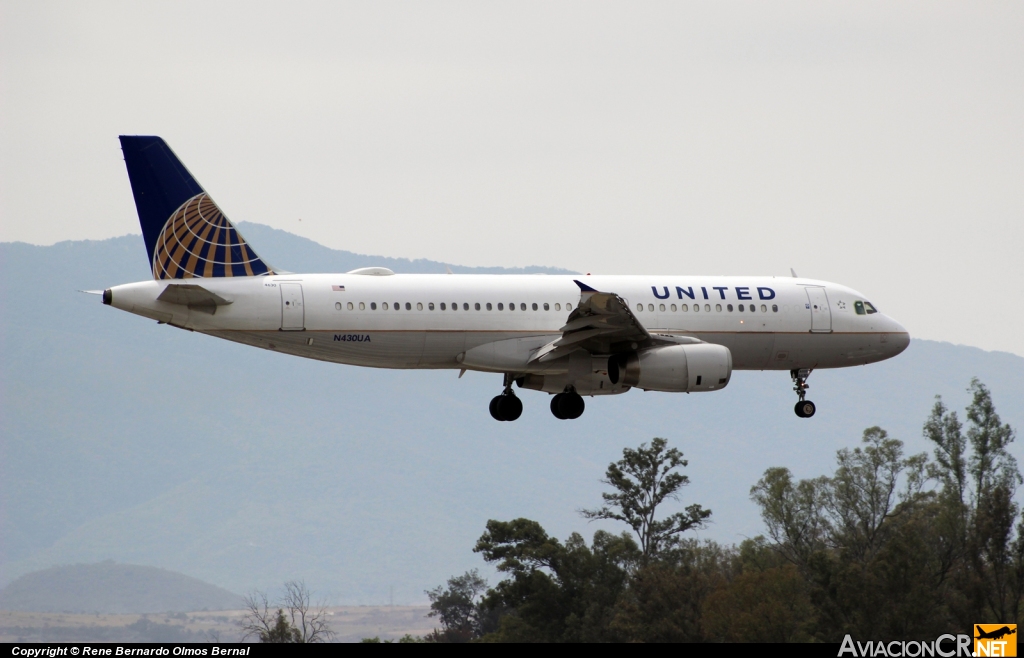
[550,392,585,420]
[550,394,567,420]
[498,394,523,421]
[790,369,816,419]
[795,400,816,418]
[490,392,523,421]
[563,393,585,419]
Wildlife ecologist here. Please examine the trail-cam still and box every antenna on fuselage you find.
[790,268,799,278]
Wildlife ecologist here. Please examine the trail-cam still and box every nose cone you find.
[887,317,911,356]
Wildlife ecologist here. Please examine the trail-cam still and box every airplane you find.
[98,136,910,421]
[976,626,1017,641]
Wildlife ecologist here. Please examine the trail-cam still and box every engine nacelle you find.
[610,343,732,392]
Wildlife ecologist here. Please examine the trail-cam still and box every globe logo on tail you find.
[152,193,274,279]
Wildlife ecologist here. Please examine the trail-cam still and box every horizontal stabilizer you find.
[157,284,233,314]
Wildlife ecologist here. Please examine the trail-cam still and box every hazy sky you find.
[2,1,1022,356]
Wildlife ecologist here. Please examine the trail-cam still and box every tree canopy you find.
[422,380,1023,642]
[580,437,711,560]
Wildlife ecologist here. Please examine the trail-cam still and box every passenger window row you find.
[637,303,779,313]
[333,301,575,312]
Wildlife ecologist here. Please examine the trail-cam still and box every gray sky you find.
[2,1,1022,356]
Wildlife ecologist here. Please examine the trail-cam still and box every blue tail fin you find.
[118,136,274,279]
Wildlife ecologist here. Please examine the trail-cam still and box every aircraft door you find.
[806,287,832,333]
[280,283,305,331]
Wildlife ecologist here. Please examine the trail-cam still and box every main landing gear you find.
[488,375,587,421]
[490,374,523,422]
[791,368,816,418]
[550,388,585,420]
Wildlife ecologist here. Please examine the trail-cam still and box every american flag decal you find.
[332,285,346,292]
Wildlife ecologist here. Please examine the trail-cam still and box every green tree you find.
[425,569,491,642]
[749,467,829,566]
[264,609,301,643]
[460,438,712,641]
[750,381,1022,640]
[430,395,1021,643]
[826,427,928,562]
[925,379,1022,625]
[580,437,711,561]
[702,561,814,642]
[751,428,940,640]
[473,519,638,642]
[609,539,732,642]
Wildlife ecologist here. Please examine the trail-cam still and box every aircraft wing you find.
[532,280,685,363]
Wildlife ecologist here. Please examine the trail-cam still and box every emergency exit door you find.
[280,283,305,330]
[805,287,832,333]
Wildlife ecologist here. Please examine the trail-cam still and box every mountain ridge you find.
[0,562,242,614]
[1,228,1021,604]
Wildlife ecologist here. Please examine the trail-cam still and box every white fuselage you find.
[107,273,910,388]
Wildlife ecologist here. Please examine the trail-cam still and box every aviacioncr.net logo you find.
[839,634,973,657]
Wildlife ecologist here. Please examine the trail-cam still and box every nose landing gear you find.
[550,388,585,420]
[490,374,523,422]
[791,369,816,418]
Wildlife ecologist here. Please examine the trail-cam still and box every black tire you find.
[794,401,805,418]
[498,394,523,421]
[795,400,816,418]
[550,394,566,419]
[490,396,504,421]
[558,392,585,419]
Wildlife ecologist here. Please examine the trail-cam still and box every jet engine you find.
[609,343,732,392]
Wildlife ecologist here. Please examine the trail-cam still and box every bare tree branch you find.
[239,583,335,643]
[283,581,335,643]
[239,590,275,642]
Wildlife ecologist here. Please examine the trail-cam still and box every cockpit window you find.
[855,301,865,315]
[855,301,879,315]
[865,302,878,314]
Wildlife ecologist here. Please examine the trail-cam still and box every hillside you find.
[1,228,1021,604]
[235,222,576,276]
[0,562,242,614]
